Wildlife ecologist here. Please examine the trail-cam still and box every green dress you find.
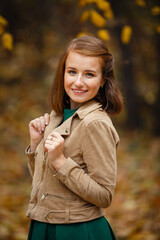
[27,108,117,240]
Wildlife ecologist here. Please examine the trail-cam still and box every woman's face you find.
[64,51,103,109]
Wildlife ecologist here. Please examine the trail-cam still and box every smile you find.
[72,89,88,94]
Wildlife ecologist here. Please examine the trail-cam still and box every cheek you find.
[90,81,101,93]
[64,74,72,87]
[64,76,74,96]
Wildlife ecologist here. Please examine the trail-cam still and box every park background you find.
[0,0,159,239]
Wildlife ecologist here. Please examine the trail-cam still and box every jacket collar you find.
[76,100,102,119]
[44,100,102,138]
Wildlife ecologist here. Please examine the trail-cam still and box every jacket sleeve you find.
[55,120,119,208]
[25,145,37,178]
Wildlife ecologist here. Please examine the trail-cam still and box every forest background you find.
[0,0,159,239]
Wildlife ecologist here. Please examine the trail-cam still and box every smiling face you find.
[64,51,103,109]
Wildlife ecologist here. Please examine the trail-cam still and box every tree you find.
[78,0,160,133]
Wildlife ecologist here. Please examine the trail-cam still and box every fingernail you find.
[42,128,44,132]
[40,130,42,134]
[45,122,48,126]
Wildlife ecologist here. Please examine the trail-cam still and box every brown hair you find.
[49,35,123,115]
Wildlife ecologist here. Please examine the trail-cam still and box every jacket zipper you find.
[41,193,77,201]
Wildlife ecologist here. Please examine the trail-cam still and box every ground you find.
[0,131,159,240]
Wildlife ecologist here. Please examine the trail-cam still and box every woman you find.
[26,35,123,240]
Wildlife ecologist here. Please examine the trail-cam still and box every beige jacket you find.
[25,100,119,224]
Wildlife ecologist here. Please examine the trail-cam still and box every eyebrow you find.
[66,67,77,70]
[66,67,96,73]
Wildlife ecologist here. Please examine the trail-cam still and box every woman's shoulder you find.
[82,108,119,143]
[83,108,113,127]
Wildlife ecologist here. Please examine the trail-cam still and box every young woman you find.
[26,35,123,240]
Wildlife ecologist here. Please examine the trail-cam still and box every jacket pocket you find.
[41,193,77,202]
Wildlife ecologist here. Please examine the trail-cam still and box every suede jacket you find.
[25,100,119,224]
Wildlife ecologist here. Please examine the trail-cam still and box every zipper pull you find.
[41,193,48,200]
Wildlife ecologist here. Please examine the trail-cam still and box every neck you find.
[70,100,82,110]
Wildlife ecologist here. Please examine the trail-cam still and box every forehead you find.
[65,51,102,70]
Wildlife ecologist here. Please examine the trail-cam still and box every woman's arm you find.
[25,113,50,177]
[52,120,119,208]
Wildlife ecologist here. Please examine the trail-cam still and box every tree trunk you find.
[152,34,160,135]
[110,0,141,129]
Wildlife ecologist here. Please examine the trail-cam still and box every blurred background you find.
[0,0,159,239]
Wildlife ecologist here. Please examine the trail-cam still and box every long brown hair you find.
[49,35,123,115]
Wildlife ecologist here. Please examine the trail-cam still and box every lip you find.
[71,89,88,95]
[72,88,88,92]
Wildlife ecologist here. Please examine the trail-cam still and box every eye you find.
[68,70,76,75]
[86,72,95,77]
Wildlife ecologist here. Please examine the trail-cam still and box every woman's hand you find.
[29,113,50,151]
[45,131,67,171]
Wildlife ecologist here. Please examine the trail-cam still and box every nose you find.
[75,74,84,88]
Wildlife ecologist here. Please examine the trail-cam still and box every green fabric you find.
[58,108,78,127]
[63,108,78,122]
[28,217,117,240]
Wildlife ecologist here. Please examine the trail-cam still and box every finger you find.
[39,116,45,132]
[50,131,62,139]
[50,132,64,145]
[45,143,51,152]
[45,142,57,151]
[46,137,61,147]
[48,136,56,141]
[29,119,39,130]
[35,118,42,134]
[29,119,36,128]
[45,139,54,145]
[44,113,50,126]
[46,134,57,141]
[45,144,54,152]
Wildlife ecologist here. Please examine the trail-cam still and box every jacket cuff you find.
[25,145,37,160]
[54,157,79,180]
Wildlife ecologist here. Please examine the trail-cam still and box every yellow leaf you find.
[0,24,4,35]
[86,0,96,3]
[78,0,96,8]
[90,10,106,28]
[96,0,109,11]
[78,0,87,8]
[135,0,146,7]
[151,6,160,16]
[80,11,90,23]
[121,25,132,44]
[97,29,110,41]
[0,15,8,26]
[2,33,13,51]
[96,0,114,19]
[156,25,160,34]
[104,8,114,19]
